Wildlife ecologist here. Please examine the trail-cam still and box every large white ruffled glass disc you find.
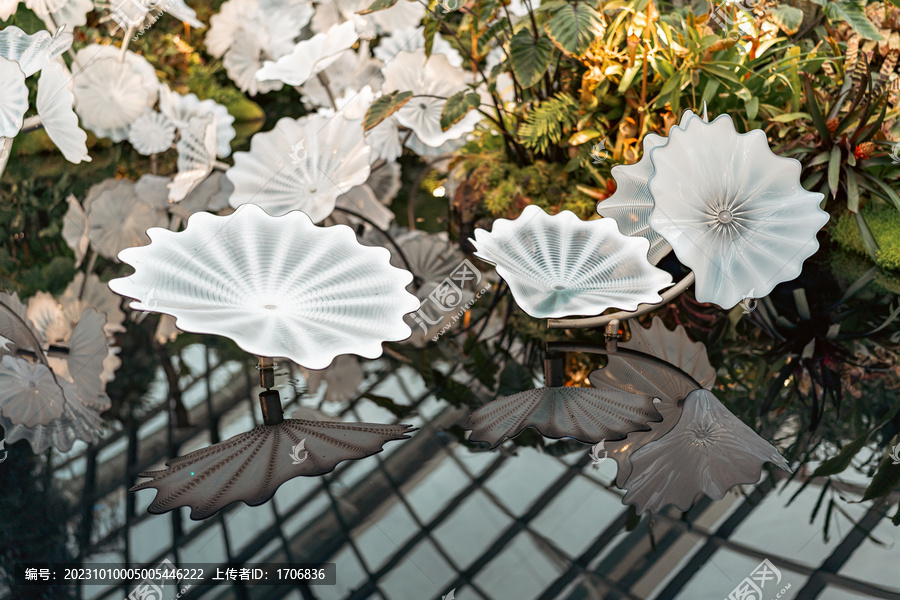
[470,205,673,318]
[108,204,421,369]
[648,114,828,309]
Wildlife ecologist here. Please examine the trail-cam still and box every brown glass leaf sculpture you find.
[465,386,661,448]
[132,419,414,519]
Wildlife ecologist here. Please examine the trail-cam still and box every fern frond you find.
[517,93,580,155]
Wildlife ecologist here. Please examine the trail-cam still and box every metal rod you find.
[547,271,696,329]
[545,342,703,389]
[543,352,564,387]
[257,356,275,390]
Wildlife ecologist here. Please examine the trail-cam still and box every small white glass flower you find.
[84,179,169,260]
[0,355,65,427]
[256,21,358,86]
[108,203,421,369]
[471,205,673,318]
[208,0,313,95]
[158,85,236,157]
[72,45,159,142]
[622,389,792,513]
[298,43,384,110]
[312,0,424,39]
[0,56,27,138]
[106,0,203,31]
[0,25,72,77]
[168,114,217,202]
[648,114,829,308]
[128,111,176,156]
[374,26,462,68]
[36,62,91,164]
[226,113,371,221]
[27,0,93,30]
[382,50,483,148]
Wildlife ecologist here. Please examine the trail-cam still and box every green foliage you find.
[517,93,579,155]
[543,1,605,57]
[509,28,554,88]
[833,205,900,271]
[365,91,413,130]
[440,91,482,131]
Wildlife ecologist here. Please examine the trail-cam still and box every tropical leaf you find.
[544,2,605,57]
[364,91,413,131]
[510,28,554,89]
[358,0,399,14]
[770,5,805,35]
[440,91,481,131]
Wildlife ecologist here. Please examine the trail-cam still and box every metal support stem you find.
[256,356,283,426]
[543,352,564,387]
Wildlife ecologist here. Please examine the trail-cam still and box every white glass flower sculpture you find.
[0,355,65,427]
[255,21,358,86]
[0,56,27,138]
[298,44,384,111]
[108,203,421,370]
[62,195,89,266]
[25,0,92,30]
[621,389,792,513]
[596,111,706,265]
[127,111,176,156]
[131,419,413,519]
[158,85,236,157]
[82,179,169,260]
[105,0,203,31]
[61,273,127,338]
[382,50,483,148]
[589,317,716,487]
[647,114,829,308]
[374,26,463,68]
[335,184,394,231]
[470,205,673,318]
[206,0,311,95]
[168,171,233,220]
[72,45,159,142]
[0,303,109,453]
[0,25,72,77]
[312,0,424,39]
[226,114,371,221]
[168,114,217,202]
[366,161,402,203]
[36,62,90,164]
[466,386,661,447]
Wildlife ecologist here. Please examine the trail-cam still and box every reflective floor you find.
[11,343,896,600]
